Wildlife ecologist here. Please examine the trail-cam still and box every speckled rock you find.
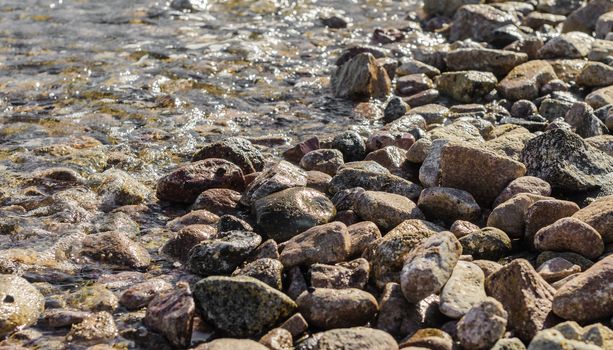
[166,209,219,231]
[450,220,480,239]
[418,187,481,225]
[534,218,604,260]
[160,224,216,262]
[300,149,344,176]
[95,168,151,210]
[310,258,369,289]
[446,48,528,77]
[233,258,284,289]
[297,288,378,329]
[459,227,512,261]
[486,259,557,341]
[436,71,498,103]
[439,261,487,319]
[144,283,195,348]
[364,146,406,175]
[488,193,550,239]
[253,187,335,242]
[492,337,527,350]
[400,231,462,303]
[192,137,264,174]
[576,62,613,87]
[562,0,613,33]
[329,166,422,200]
[440,143,526,207]
[552,254,613,322]
[309,327,399,350]
[66,311,117,342]
[119,278,173,310]
[0,275,44,337]
[538,32,594,59]
[194,339,269,350]
[498,60,557,101]
[193,276,296,337]
[527,328,602,350]
[399,328,454,350]
[347,221,381,257]
[81,231,151,269]
[537,257,582,283]
[44,309,90,328]
[186,230,262,276]
[457,297,508,350]
[241,160,307,206]
[354,191,424,231]
[572,195,613,243]
[192,188,242,216]
[418,139,447,188]
[423,0,482,17]
[449,5,516,42]
[331,53,391,100]
[66,285,118,313]
[157,159,245,204]
[493,176,552,207]
[524,199,580,246]
[279,221,351,268]
[259,328,293,350]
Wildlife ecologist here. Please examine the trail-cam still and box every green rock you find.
[0,274,45,337]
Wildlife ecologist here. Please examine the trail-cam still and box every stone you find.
[587,85,613,110]
[331,131,367,162]
[331,53,391,100]
[446,48,528,77]
[539,98,575,122]
[383,97,409,123]
[521,128,613,194]
[450,220,480,239]
[436,71,498,103]
[259,328,293,350]
[406,89,440,107]
[354,191,424,231]
[552,254,613,322]
[44,309,90,328]
[66,285,118,313]
[585,135,613,157]
[0,275,44,337]
[576,62,613,87]
[329,167,422,200]
[439,261,487,319]
[396,74,434,96]
[523,12,566,29]
[498,60,557,101]
[562,0,613,33]
[493,176,552,207]
[537,257,582,283]
[537,251,595,272]
[564,102,609,138]
[418,139,447,188]
[423,0,482,17]
[399,328,454,350]
[193,276,296,337]
[300,149,344,176]
[486,259,557,341]
[524,199,580,245]
[449,5,516,43]
[320,14,349,29]
[119,278,173,310]
[194,339,269,350]
[297,288,378,329]
[440,143,527,207]
[66,312,117,342]
[534,217,604,260]
[488,193,548,239]
[492,337,527,350]
[538,0,584,15]
[160,224,216,262]
[400,231,462,303]
[279,313,308,338]
[364,146,406,175]
[241,160,307,206]
[186,230,262,276]
[596,11,613,38]
[279,222,351,268]
[538,32,594,59]
[572,195,613,243]
[457,297,508,350]
[156,159,245,204]
[472,260,503,278]
[286,267,308,300]
[310,258,369,289]
[309,327,399,350]
[417,187,481,225]
[306,170,331,194]
[192,188,242,216]
[459,227,512,261]
[588,39,613,62]
[144,283,195,348]
[233,258,284,289]
[253,187,334,242]
[81,231,151,269]
[283,136,320,164]
[95,169,151,210]
[166,209,219,230]
[367,220,440,288]
[347,221,381,257]
[192,137,265,174]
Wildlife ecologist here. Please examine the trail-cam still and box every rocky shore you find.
[1,0,613,349]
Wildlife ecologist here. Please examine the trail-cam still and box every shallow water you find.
[0,0,430,347]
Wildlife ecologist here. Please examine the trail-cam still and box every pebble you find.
[279,221,351,268]
[193,276,296,337]
[417,187,481,225]
[0,275,44,337]
[450,220,480,238]
[66,285,118,313]
[457,297,508,350]
[300,149,344,176]
[576,61,613,87]
[331,53,391,100]
[397,58,441,77]
[192,188,242,216]
[308,327,398,350]
[241,160,307,206]
[192,137,265,174]
[81,231,151,269]
[44,309,90,328]
[297,288,378,329]
[400,231,462,303]
[459,227,512,261]
[354,191,424,231]
[537,257,582,283]
[309,258,369,289]
[439,261,487,319]
[166,209,219,230]
[66,311,117,342]
[445,48,528,77]
[534,217,604,260]
[498,60,557,101]
[436,71,498,103]
[524,199,580,245]
[119,278,173,310]
[144,283,195,348]
[572,195,613,243]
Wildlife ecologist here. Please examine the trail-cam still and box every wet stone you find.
[0,274,45,337]
[192,137,265,174]
[439,261,487,319]
[299,149,344,176]
[329,166,422,200]
[144,283,195,348]
[297,288,378,330]
[396,74,434,97]
[449,5,516,43]
[66,285,118,313]
[166,209,219,231]
[233,258,283,289]
[279,221,351,268]
[445,48,528,77]
[417,187,481,225]
[331,53,391,101]
[309,258,369,289]
[44,309,91,328]
[66,311,117,343]
[119,278,173,310]
[397,58,441,78]
[537,257,582,283]
[187,230,262,276]
[81,231,151,270]
[241,160,307,206]
[191,188,242,216]
[193,338,269,350]
[436,71,498,103]
[160,224,216,262]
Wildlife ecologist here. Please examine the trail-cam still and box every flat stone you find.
[233,258,284,289]
[309,327,399,350]
[241,160,307,206]
[498,60,557,101]
[0,275,44,337]
[329,167,422,200]
[445,48,528,77]
[397,58,441,78]
[449,5,516,42]
[44,309,90,328]
[588,39,613,62]
[523,12,566,29]
[355,191,424,231]
[439,261,487,319]
[538,32,594,59]
[166,210,219,231]
[66,311,117,343]
[331,53,391,100]
[144,283,195,348]
[537,257,582,283]
[457,297,508,350]
[436,71,498,103]
[396,74,434,96]
[562,0,613,33]
[119,278,173,310]
[81,231,151,270]
[297,288,378,329]
[279,222,351,268]
[534,217,604,260]
[418,187,481,225]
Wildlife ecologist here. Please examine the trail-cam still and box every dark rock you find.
[144,283,195,348]
[192,137,265,174]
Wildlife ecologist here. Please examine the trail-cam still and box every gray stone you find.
[279,222,351,268]
[446,48,528,77]
[297,288,378,329]
[0,275,44,337]
[562,0,613,33]
[309,327,399,350]
[331,131,367,162]
[418,187,481,225]
[331,53,391,100]
[144,283,195,348]
[187,230,262,276]
[436,71,498,103]
[439,261,487,319]
[329,167,422,200]
[192,137,265,174]
[450,5,516,43]
[81,231,151,269]
[457,297,508,350]
[538,32,594,59]
[300,149,344,176]
[355,191,424,231]
[310,258,369,289]
[459,227,512,261]
[241,160,307,206]
[233,258,284,289]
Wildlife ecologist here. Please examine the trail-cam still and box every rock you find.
[192,188,242,216]
[562,0,613,33]
[527,328,602,350]
[194,339,269,350]
[521,129,613,194]
[417,187,481,225]
[596,11,613,38]
[309,327,398,350]
[552,254,613,322]
[564,102,609,138]
[241,160,307,206]
[283,137,320,164]
[436,71,498,103]
[299,149,344,176]
[192,137,265,174]
[279,221,351,268]
[331,53,391,100]
[406,89,440,107]
[347,221,381,257]
[537,257,582,283]
[297,288,378,329]
[472,260,503,278]
[187,230,262,276]
[450,5,516,43]
[396,74,434,97]
[233,258,284,289]
[354,191,424,231]
[492,337,527,350]
[310,258,369,289]
[166,209,219,230]
[440,143,527,207]
[457,297,508,350]
[576,62,613,87]
[193,276,296,337]
[538,0,584,16]
[450,220,480,238]
[493,176,552,207]
[279,313,308,338]
[0,275,44,337]
[95,169,151,210]
[498,60,557,101]
[523,12,566,29]
[329,167,422,200]
[364,146,406,175]
[66,312,117,342]
[588,39,613,62]
[439,261,487,319]
[538,32,594,59]
[399,328,454,350]
[383,97,409,124]
[585,134,613,157]
[459,227,512,261]
[534,217,604,260]
[537,251,595,271]
[524,199,580,244]
[306,171,331,193]
[486,259,557,341]
[400,231,462,303]
[156,159,245,204]
[586,85,613,109]
[331,131,367,162]
[253,187,335,242]
[418,139,447,188]
[320,14,348,29]
[488,193,550,239]
[446,48,528,77]
[144,283,195,348]
[119,278,173,310]
[540,98,575,121]
[160,224,216,261]
[259,327,293,350]
[423,0,482,17]
[81,231,151,269]
[170,0,208,12]
[44,309,90,328]
[397,58,441,78]
[367,220,440,288]
[66,285,118,313]
[572,195,613,243]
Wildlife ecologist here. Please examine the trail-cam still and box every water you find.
[0,0,426,347]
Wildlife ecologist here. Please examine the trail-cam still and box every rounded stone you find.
[457,297,508,350]
[300,149,344,176]
[311,327,399,350]
[331,131,367,162]
[0,275,45,337]
[534,218,604,260]
[439,261,487,319]
[417,187,481,225]
[459,227,512,261]
[355,191,425,231]
[297,288,378,329]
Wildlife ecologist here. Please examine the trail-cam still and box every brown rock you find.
[331,53,391,100]
[279,313,308,338]
[81,231,151,269]
[400,328,453,350]
[144,283,195,348]
[310,258,369,289]
[297,288,378,329]
[279,222,351,268]
[160,224,216,262]
[572,195,613,243]
[562,0,613,33]
[259,328,293,350]
[119,278,173,310]
[493,176,552,207]
[487,193,549,239]
[534,218,604,260]
[354,191,424,231]
[347,221,381,257]
[417,187,481,225]
[192,188,242,216]
[497,60,557,101]
[194,339,268,350]
[524,199,580,247]
[537,257,582,283]
[450,220,480,239]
